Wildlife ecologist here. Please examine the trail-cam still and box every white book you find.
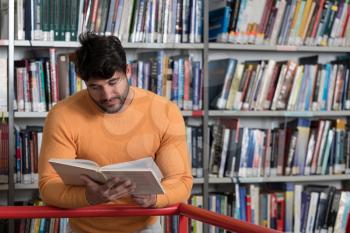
[218,128,230,178]
[326,65,338,111]
[306,192,320,233]
[304,132,316,175]
[334,192,350,233]
[49,157,165,194]
[294,185,303,233]
[0,58,7,112]
[271,64,287,110]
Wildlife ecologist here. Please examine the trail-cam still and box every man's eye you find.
[109,81,118,86]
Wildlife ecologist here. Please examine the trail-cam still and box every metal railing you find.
[0,203,282,233]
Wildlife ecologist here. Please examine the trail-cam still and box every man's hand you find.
[80,175,136,205]
[132,194,157,208]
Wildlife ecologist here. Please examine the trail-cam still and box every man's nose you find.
[101,86,114,100]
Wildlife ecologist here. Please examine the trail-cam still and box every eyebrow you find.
[87,77,119,87]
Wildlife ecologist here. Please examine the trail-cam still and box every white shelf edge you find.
[209,43,350,52]
[14,112,48,118]
[12,180,204,189]
[15,183,38,189]
[14,111,200,118]
[0,40,8,46]
[0,112,8,117]
[209,175,350,183]
[122,42,204,49]
[15,40,80,47]
[193,178,204,184]
[209,110,350,117]
[14,40,204,49]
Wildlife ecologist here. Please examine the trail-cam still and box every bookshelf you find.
[2,0,350,232]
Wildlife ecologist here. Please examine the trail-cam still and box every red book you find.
[276,192,285,232]
[311,0,326,38]
[246,195,252,223]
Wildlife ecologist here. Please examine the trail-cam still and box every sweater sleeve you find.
[38,108,91,208]
[154,103,193,207]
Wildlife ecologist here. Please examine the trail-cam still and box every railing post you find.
[178,215,188,233]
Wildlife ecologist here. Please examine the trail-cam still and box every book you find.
[49,157,165,194]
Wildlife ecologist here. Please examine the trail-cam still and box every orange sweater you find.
[38,87,193,233]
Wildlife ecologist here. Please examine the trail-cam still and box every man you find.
[38,32,193,233]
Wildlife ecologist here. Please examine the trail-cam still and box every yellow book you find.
[290,0,303,35]
[300,1,316,41]
[298,0,313,38]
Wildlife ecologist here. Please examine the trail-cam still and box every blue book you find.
[192,61,201,110]
[209,6,231,41]
[239,186,247,221]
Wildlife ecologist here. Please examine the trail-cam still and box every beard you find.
[96,85,130,113]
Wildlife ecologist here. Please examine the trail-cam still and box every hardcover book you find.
[49,157,165,194]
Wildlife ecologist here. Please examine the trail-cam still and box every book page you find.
[102,170,164,194]
[101,157,164,179]
[49,159,107,185]
[49,158,100,170]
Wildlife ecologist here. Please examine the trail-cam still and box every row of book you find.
[12,123,205,184]
[16,0,80,41]
[210,56,350,111]
[16,0,203,43]
[0,122,8,184]
[209,118,350,178]
[186,119,203,178]
[14,126,43,185]
[14,49,203,113]
[14,49,72,112]
[129,52,203,111]
[210,0,350,47]
[234,184,350,233]
[14,200,68,233]
[14,199,197,233]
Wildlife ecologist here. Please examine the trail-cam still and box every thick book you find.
[49,157,165,194]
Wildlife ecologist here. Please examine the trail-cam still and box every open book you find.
[49,157,165,194]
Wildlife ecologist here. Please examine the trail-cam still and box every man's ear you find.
[126,64,132,79]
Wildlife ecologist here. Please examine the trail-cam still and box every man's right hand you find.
[80,175,136,205]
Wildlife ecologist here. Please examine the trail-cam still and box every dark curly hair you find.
[74,32,127,81]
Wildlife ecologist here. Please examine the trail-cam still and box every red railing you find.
[0,203,282,233]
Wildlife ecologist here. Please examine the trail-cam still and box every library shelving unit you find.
[2,0,350,233]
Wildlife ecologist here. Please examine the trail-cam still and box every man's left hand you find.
[132,194,156,208]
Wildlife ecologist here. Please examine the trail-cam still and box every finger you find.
[106,183,136,202]
[80,175,99,187]
[104,177,123,189]
[109,181,136,195]
[108,184,136,201]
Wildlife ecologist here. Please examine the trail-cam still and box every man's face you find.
[86,72,129,113]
